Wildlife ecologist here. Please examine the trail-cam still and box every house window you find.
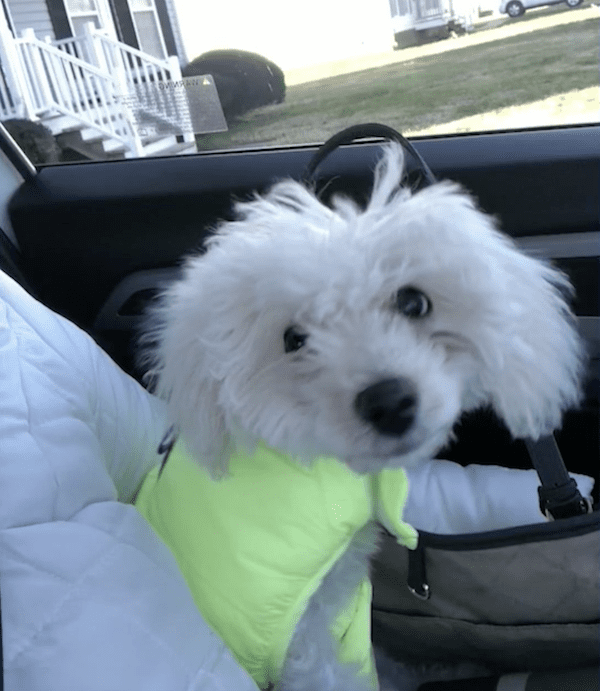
[64,0,102,35]
[128,0,167,59]
[389,0,411,16]
[416,0,442,17]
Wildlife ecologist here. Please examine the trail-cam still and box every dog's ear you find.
[140,268,233,479]
[478,253,585,440]
[410,181,586,441]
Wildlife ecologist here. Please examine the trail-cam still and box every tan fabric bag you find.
[372,437,599,679]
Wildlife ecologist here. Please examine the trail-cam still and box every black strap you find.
[157,425,177,478]
[303,123,437,192]
[525,435,591,520]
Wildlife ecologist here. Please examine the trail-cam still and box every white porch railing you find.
[0,23,197,157]
[85,29,195,139]
[0,63,19,118]
[15,28,144,155]
[52,34,95,64]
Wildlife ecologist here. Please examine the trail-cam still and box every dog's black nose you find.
[354,377,417,436]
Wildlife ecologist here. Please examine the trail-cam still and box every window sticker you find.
[115,74,227,138]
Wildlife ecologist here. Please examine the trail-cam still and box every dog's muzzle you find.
[354,377,417,436]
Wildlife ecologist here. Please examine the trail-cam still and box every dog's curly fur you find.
[141,144,584,690]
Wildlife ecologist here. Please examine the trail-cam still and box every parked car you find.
[500,0,583,17]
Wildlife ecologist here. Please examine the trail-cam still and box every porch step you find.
[138,133,179,156]
[42,113,86,135]
[55,128,126,161]
[100,131,191,156]
[42,110,197,160]
[130,138,198,158]
[43,114,127,152]
[55,120,196,160]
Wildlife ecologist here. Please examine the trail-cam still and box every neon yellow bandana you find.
[135,442,417,689]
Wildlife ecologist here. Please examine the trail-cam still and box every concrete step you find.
[42,110,196,159]
[56,128,126,160]
[42,114,84,135]
[147,139,198,157]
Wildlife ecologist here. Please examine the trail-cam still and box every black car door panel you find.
[8,126,599,339]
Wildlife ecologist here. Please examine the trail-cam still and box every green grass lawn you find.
[197,14,599,151]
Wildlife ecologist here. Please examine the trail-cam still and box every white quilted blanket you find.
[0,271,259,691]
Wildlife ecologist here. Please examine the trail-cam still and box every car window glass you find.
[0,0,597,165]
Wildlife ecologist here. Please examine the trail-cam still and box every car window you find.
[0,0,597,165]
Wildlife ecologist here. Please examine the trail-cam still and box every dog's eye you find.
[284,326,307,353]
[395,287,431,318]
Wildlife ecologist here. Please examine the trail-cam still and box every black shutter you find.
[154,0,177,58]
[47,0,72,39]
[108,0,139,48]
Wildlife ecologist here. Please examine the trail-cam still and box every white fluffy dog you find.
[138,143,584,691]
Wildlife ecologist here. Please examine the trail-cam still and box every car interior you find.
[0,120,598,687]
[4,124,598,475]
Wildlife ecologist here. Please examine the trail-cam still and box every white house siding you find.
[6,0,54,39]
